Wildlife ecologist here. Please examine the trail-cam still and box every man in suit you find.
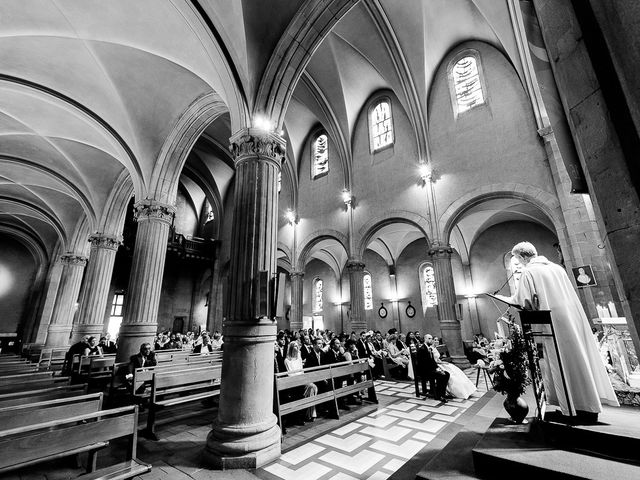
[356,331,371,359]
[417,334,450,402]
[300,334,313,365]
[127,343,158,395]
[274,334,287,373]
[324,337,351,411]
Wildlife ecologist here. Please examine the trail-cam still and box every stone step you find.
[472,419,640,480]
[541,406,640,465]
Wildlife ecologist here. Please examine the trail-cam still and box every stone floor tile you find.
[318,450,385,475]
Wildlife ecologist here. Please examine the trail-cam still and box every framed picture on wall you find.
[406,302,416,318]
[572,265,597,288]
[378,303,388,318]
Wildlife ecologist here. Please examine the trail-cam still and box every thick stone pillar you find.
[289,271,304,330]
[45,254,88,347]
[116,200,175,362]
[71,234,122,342]
[347,260,367,332]
[205,128,285,469]
[428,244,469,367]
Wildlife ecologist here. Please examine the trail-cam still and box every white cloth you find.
[440,362,476,399]
[284,356,318,419]
[515,256,619,414]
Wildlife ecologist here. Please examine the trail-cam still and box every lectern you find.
[517,309,573,421]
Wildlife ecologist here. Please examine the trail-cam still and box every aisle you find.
[257,370,489,480]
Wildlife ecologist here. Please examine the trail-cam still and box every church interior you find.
[0,1,639,479]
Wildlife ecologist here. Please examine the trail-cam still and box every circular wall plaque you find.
[378,303,388,318]
[406,302,416,318]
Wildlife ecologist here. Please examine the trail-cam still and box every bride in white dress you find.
[432,347,476,399]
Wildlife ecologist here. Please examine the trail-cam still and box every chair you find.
[475,359,493,389]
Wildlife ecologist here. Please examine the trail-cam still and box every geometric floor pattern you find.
[258,369,489,480]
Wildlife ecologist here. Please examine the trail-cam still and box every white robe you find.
[515,256,619,414]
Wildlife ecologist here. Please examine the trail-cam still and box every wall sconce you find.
[342,189,353,207]
[419,164,441,184]
[285,208,297,225]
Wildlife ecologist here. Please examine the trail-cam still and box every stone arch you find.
[150,91,230,205]
[100,170,134,236]
[255,0,359,127]
[357,210,430,260]
[439,183,563,243]
[297,229,349,269]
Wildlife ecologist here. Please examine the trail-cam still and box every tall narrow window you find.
[370,100,394,151]
[363,273,373,310]
[313,278,323,312]
[107,293,125,339]
[419,263,438,313]
[452,55,484,113]
[205,201,215,223]
[312,134,329,178]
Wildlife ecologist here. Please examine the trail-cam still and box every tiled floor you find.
[256,371,489,480]
[1,369,490,480]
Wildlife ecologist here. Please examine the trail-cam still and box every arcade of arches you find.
[1,0,639,474]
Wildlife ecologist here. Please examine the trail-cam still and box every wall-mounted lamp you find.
[419,164,441,184]
[342,188,353,207]
[388,265,396,277]
[285,208,297,225]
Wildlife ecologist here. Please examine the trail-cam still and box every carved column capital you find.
[346,260,366,273]
[537,125,554,140]
[133,199,176,226]
[229,128,286,167]
[427,243,454,258]
[60,253,88,267]
[290,270,305,279]
[88,233,123,251]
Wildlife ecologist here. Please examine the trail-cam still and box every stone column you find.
[347,260,367,332]
[45,254,88,347]
[205,128,285,469]
[71,234,122,343]
[289,271,304,330]
[116,200,175,362]
[428,243,469,367]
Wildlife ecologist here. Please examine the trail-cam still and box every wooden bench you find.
[0,375,71,395]
[0,357,28,364]
[0,405,151,479]
[145,364,222,440]
[0,392,103,430]
[0,364,38,375]
[274,359,377,434]
[0,383,88,408]
[132,356,222,398]
[75,356,117,388]
[0,370,54,385]
[38,347,68,371]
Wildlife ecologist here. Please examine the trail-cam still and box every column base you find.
[350,322,368,333]
[70,324,104,344]
[204,419,281,469]
[116,322,158,362]
[448,355,471,369]
[45,324,72,347]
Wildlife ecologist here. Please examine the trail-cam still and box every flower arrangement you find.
[489,320,532,397]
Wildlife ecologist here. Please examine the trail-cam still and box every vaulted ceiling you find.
[0,0,535,267]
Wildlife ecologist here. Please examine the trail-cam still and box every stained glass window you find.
[371,101,393,151]
[419,263,438,313]
[312,134,329,178]
[313,278,323,312]
[363,273,373,310]
[452,56,484,113]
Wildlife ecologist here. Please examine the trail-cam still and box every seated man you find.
[416,334,450,402]
[210,331,224,350]
[194,334,215,354]
[126,343,157,395]
[62,336,90,375]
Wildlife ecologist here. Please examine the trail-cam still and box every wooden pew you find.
[145,364,222,440]
[132,356,222,398]
[0,363,38,375]
[0,375,71,395]
[0,392,103,430]
[0,370,53,385]
[0,384,87,408]
[38,347,68,371]
[274,359,378,434]
[0,357,27,364]
[0,405,152,478]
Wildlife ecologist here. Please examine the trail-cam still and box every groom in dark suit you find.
[417,334,450,402]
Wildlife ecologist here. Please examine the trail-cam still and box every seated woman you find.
[433,345,477,399]
[84,336,103,356]
[284,342,318,422]
[385,333,410,379]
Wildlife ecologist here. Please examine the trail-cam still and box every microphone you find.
[493,271,515,295]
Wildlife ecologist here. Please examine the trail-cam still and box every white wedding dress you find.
[433,348,476,399]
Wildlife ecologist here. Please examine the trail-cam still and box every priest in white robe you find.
[501,242,619,420]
